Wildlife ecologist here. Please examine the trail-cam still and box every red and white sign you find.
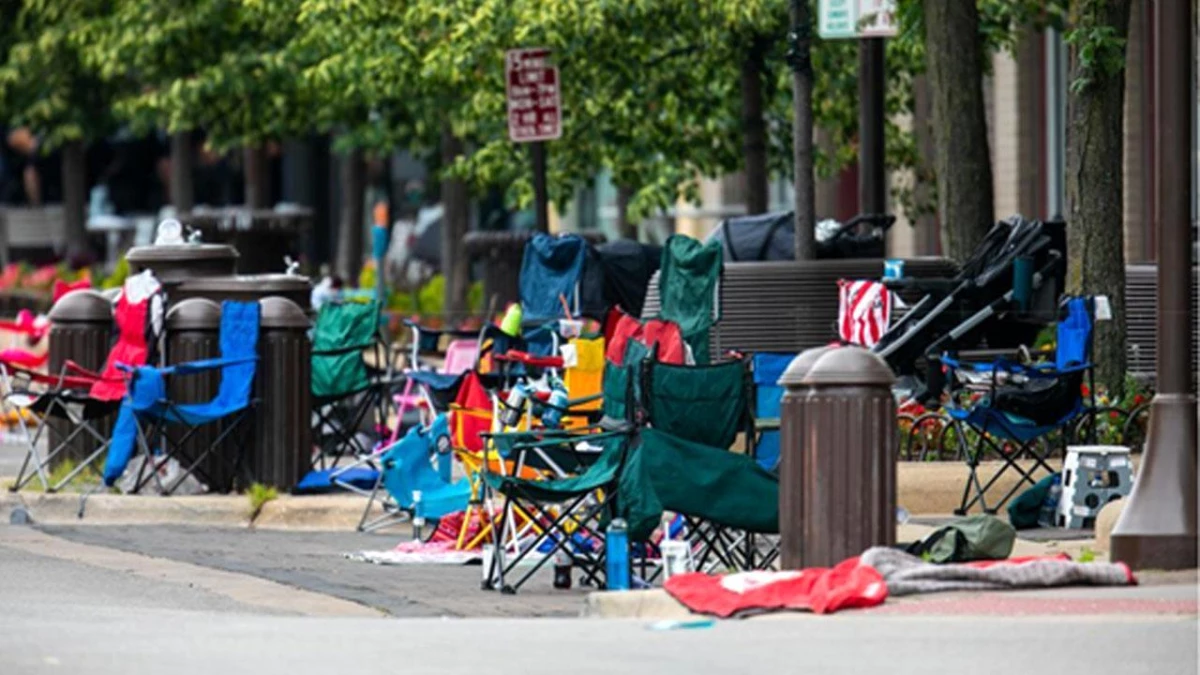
[506,48,561,143]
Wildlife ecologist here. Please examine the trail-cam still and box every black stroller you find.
[872,216,1066,397]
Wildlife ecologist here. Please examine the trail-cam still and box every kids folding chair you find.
[356,413,472,533]
[106,300,261,496]
[940,296,1095,514]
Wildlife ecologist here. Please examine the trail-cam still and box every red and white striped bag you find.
[837,279,893,347]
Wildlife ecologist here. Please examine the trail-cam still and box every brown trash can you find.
[776,345,836,569]
[781,346,897,568]
[249,297,312,490]
[176,209,313,275]
[175,274,313,314]
[164,298,228,491]
[126,244,239,297]
[46,290,114,468]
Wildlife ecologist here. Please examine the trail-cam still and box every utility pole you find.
[789,0,816,260]
[858,38,886,219]
[1109,0,1197,570]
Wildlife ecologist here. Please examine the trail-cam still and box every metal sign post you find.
[819,0,896,221]
[506,48,561,234]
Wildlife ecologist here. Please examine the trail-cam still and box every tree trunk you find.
[616,185,637,239]
[923,0,995,262]
[243,145,270,209]
[334,148,365,283]
[1065,0,1132,395]
[170,132,194,213]
[789,0,816,259]
[741,37,769,216]
[61,140,88,260]
[441,129,470,317]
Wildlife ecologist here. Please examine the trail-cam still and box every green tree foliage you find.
[0,0,116,149]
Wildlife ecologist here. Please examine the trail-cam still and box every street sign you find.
[506,48,561,143]
[818,0,897,39]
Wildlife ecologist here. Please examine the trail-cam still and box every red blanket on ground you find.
[663,558,888,618]
[664,549,1136,618]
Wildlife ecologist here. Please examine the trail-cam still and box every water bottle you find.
[1039,474,1062,528]
[552,543,573,589]
[499,384,528,428]
[542,378,569,429]
[411,490,425,541]
[605,518,630,591]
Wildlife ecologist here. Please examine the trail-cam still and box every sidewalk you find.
[583,521,1197,621]
[3,459,1051,530]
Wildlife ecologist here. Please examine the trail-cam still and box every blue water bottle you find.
[605,518,630,591]
[542,377,569,429]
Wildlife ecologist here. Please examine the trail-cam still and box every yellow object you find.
[563,336,604,428]
[500,303,523,337]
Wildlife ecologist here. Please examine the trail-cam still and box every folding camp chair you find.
[941,297,1095,514]
[642,356,779,572]
[4,272,164,493]
[750,353,791,472]
[112,301,261,496]
[311,300,395,469]
[519,233,588,323]
[655,235,722,363]
[356,413,472,533]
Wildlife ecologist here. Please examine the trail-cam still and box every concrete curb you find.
[0,461,1087,531]
[1,490,411,532]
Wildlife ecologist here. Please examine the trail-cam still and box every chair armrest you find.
[172,355,259,375]
[63,359,102,379]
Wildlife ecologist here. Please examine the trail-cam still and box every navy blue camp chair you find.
[519,233,588,323]
[118,301,261,495]
[941,297,1094,514]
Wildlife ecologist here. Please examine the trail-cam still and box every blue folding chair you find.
[941,297,1094,514]
[751,353,792,471]
[357,413,471,533]
[113,301,261,496]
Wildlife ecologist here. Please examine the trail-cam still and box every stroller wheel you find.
[500,585,517,595]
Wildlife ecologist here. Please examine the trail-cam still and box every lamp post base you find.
[1109,394,1198,570]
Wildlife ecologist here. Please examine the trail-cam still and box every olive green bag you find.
[906,515,1016,563]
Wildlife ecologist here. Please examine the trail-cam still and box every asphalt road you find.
[2,524,1198,675]
[38,523,588,617]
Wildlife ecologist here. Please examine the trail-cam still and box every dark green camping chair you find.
[642,356,780,572]
[481,349,779,594]
[311,300,395,469]
[656,235,722,363]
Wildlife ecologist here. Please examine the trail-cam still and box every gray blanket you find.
[860,547,1133,597]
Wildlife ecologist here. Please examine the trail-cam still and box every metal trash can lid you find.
[778,345,837,387]
[259,296,310,329]
[126,243,239,264]
[48,289,112,322]
[177,274,311,294]
[801,346,896,386]
[167,298,221,330]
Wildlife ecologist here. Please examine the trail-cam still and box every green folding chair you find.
[311,300,394,469]
[656,235,722,363]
